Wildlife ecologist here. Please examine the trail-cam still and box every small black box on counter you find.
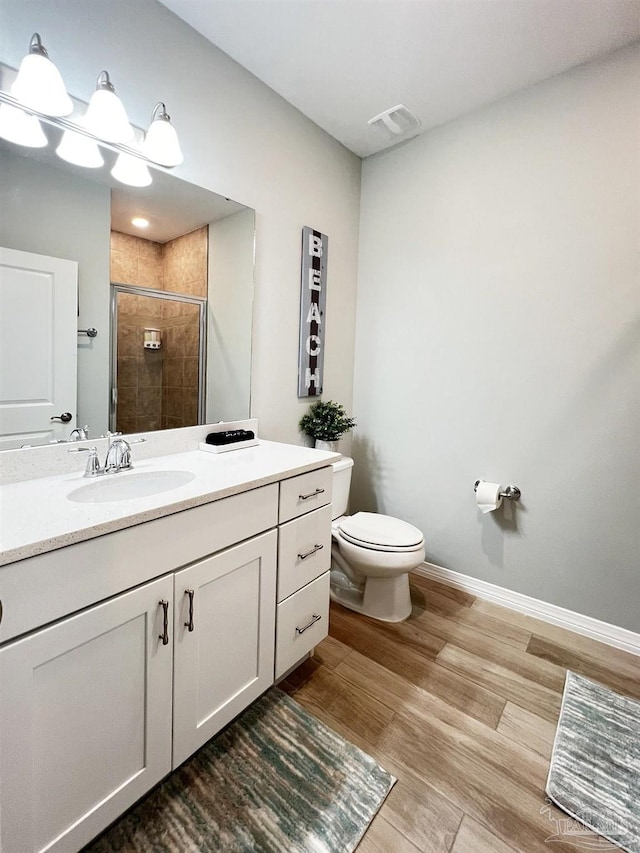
[205,429,255,446]
[199,429,259,454]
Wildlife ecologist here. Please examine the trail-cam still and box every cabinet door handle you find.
[159,600,169,645]
[184,589,195,632]
[295,614,322,635]
[299,488,325,501]
[298,543,323,561]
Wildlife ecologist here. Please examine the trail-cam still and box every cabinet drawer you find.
[277,505,332,602]
[275,572,329,679]
[278,466,332,523]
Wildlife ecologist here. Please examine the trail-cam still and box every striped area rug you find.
[547,672,640,853]
[86,689,395,852]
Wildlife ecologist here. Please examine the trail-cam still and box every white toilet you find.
[330,456,425,622]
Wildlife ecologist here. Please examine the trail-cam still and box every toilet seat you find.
[338,512,424,553]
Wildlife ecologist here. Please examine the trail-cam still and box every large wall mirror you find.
[0,137,255,451]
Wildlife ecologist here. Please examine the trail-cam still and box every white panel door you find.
[173,530,277,767]
[0,246,78,449]
[0,576,174,853]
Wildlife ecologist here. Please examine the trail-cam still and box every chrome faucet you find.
[69,425,89,441]
[69,437,145,477]
[105,438,133,473]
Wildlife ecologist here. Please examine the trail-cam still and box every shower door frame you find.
[109,283,207,432]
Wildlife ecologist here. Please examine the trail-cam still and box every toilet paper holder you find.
[474,480,521,501]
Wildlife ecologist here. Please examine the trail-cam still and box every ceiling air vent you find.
[367,104,421,137]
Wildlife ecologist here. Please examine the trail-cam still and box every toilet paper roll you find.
[476,481,503,514]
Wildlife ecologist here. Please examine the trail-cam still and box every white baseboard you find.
[415,562,640,658]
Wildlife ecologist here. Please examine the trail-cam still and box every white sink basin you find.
[68,470,195,503]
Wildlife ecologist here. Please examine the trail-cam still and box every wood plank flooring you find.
[280,573,640,853]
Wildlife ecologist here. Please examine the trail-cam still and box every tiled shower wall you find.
[162,228,207,296]
[110,227,207,432]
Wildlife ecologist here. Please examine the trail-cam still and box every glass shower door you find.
[110,285,206,434]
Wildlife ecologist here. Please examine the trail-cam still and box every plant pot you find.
[315,439,339,453]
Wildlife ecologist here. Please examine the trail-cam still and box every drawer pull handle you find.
[298,543,324,561]
[184,589,195,632]
[296,614,322,635]
[159,600,169,646]
[299,488,325,501]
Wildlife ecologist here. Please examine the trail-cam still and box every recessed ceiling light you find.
[131,216,149,228]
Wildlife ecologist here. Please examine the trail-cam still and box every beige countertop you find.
[0,440,340,566]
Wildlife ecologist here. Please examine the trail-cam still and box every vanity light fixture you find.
[11,33,72,117]
[56,128,104,168]
[142,102,183,167]
[83,71,133,144]
[111,152,152,187]
[0,32,184,185]
[131,217,149,228]
[0,102,47,147]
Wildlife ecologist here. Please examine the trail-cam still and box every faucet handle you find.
[69,446,102,478]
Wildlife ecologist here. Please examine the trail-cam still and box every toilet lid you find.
[338,512,424,550]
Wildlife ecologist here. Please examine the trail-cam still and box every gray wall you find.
[354,44,640,631]
[0,0,361,444]
[0,149,111,434]
[206,210,255,423]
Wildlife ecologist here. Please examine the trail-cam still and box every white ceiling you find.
[160,0,640,158]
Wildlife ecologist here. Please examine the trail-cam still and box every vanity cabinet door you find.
[172,530,277,767]
[0,576,174,853]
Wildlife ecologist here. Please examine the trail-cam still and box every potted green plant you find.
[299,400,357,452]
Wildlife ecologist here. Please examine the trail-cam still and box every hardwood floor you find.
[280,573,640,853]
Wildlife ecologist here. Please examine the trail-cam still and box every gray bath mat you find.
[85,688,395,852]
[546,671,640,853]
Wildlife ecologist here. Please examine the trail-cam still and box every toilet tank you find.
[331,456,354,520]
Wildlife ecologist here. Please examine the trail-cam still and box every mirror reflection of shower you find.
[109,227,207,434]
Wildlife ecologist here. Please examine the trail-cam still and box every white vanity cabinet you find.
[0,576,174,853]
[0,458,334,853]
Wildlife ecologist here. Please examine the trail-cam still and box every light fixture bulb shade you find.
[0,103,47,147]
[56,129,104,168]
[143,117,183,167]
[84,87,133,143]
[12,51,73,117]
[111,153,152,187]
